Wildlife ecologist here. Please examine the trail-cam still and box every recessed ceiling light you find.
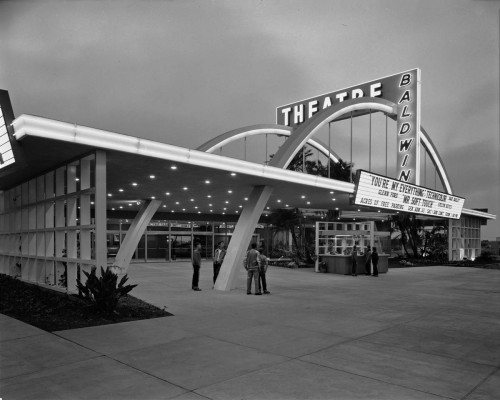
[183,187,188,190]
[75,178,80,181]
[129,204,132,206]
[277,199,281,203]
[198,211,201,214]
[119,189,124,192]
[230,173,236,176]
[151,196,156,199]
[132,183,138,186]
[175,201,179,205]
[205,180,210,184]
[209,203,213,206]
[171,210,174,213]
[223,207,227,210]
[111,208,115,211]
[332,198,336,201]
[307,201,311,205]
[163,205,167,208]
[225,201,229,204]
[150,175,155,179]
[190,199,194,202]
[207,195,211,198]
[235,211,239,214]
[165,192,170,196]
[182,208,186,211]
[330,191,334,194]
[301,195,305,199]
[107,193,112,197]
[228,190,232,194]
[210,210,213,212]
[244,197,248,201]
[239,205,243,208]
[195,206,198,209]
[266,207,270,210]
[171,165,177,170]
[91,202,95,205]
[119,206,123,209]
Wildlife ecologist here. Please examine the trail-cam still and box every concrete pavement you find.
[1,263,499,399]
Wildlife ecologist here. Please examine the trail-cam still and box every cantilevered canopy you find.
[9,114,356,216]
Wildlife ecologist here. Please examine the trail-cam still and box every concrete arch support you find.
[214,185,273,291]
[114,199,162,273]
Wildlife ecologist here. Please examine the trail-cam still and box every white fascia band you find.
[12,114,355,193]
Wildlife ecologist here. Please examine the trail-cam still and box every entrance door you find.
[170,235,192,260]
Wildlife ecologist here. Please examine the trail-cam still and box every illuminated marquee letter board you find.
[276,69,421,184]
[354,170,465,219]
[0,90,16,170]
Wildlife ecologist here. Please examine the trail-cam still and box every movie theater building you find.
[0,69,496,292]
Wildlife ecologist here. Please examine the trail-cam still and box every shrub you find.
[77,266,137,315]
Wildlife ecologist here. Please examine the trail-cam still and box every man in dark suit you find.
[213,241,226,285]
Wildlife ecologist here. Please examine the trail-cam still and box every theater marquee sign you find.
[354,170,464,219]
[276,69,421,184]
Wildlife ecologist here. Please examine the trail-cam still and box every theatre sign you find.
[354,170,465,219]
[276,69,421,184]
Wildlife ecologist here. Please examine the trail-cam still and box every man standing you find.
[364,246,372,276]
[372,247,379,277]
[258,247,270,294]
[213,241,226,285]
[192,241,202,291]
[244,243,261,295]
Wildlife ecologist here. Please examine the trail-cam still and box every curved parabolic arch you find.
[196,124,342,163]
[197,98,454,194]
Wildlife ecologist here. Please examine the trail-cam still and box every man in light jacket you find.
[244,243,261,295]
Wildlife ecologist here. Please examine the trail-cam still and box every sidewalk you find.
[1,263,499,399]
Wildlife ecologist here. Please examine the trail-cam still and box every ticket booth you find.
[315,221,390,274]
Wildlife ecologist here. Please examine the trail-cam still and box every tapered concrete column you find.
[94,151,107,270]
[215,185,273,291]
[114,199,162,272]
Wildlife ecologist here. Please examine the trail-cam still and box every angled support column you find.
[215,185,273,291]
[113,199,162,273]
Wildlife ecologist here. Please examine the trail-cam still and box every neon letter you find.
[399,138,413,152]
[322,97,332,109]
[400,105,411,118]
[399,122,411,135]
[370,83,382,97]
[294,104,304,124]
[308,100,319,118]
[336,92,348,102]
[399,170,412,182]
[352,88,363,99]
[399,91,411,103]
[281,107,292,126]
[400,73,411,86]
[401,154,409,167]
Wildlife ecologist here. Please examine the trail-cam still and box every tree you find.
[271,147,354,182]
[268,209,302,260]
[391,213,422,258]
